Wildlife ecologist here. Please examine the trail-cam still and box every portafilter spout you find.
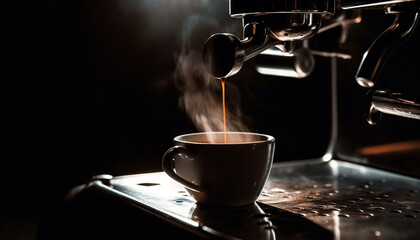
[203,15,322,78]
[202,0,333,78]
[202,22,284,78]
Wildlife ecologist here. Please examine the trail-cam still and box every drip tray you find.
[101,160,420,239]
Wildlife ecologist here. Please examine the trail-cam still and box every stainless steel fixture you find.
[204,0,420,85]
[355,9,419,88]
[203,0,420,125]
[203,0,334,78]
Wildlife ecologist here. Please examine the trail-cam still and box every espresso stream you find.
[221,77,227,143]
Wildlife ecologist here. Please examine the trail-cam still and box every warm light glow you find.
[359,140,420,155]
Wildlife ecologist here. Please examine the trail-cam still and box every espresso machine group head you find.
[203,0,420,121]
[203,0,333,78]
[203,0,419,80]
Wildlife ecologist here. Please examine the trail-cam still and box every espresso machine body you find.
[203,0,420,176]
[38,0,420,239]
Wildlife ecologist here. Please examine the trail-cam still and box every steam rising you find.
[175,14,251,141]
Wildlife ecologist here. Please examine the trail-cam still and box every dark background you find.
[4,0,420,239]
[3,1,332,238]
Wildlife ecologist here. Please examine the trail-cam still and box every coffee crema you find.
[177,132,268,144]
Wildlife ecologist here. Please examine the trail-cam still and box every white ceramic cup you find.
[162,132,275,206]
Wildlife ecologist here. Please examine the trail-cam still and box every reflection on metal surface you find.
[369,89,420,122]
[259,160,420,239]
[255,46,315,78]
[104,160,420,239]
[359,140,420,155]
[189,203,277,239]
[108,172,331,239]
[310,50,352,59]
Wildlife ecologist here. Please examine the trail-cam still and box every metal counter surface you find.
[101,160,420,239]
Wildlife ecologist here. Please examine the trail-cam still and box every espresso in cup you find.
[162,132,275,206]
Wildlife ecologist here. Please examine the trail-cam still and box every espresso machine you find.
[37,0,420,239]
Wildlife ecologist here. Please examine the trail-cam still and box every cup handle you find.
[162,146,207,194]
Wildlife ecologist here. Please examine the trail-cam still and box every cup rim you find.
[174,132,275,145]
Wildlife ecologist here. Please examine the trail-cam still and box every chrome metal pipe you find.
[355,11,419,88]
[368,89,420,124]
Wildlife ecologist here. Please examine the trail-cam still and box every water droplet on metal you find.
[283,195,291,198]
[386,199,396,203]
[316,205,326,209]
[364,203,374,207]
[331,208,341,212]
[372,207,385,210]
[308,210,318,213]
[318,213,329,216]
[409,190,418,193]
[363,213,374,217]
[399,204,410,209]
[382,194,389,198]
[357,197,364,201]
[348,200,357,203]
[413,210,420,213]
[375,231,381,237]
[338,205,347,209]
[405,214,416,218]
[339,214,350,218]
[391,209,402,213]
[296,213,306,217]
[355,209,364,213]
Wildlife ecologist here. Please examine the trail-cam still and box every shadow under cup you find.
[162,132,275,206]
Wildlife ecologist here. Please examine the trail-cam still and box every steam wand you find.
[356,8,419,88]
